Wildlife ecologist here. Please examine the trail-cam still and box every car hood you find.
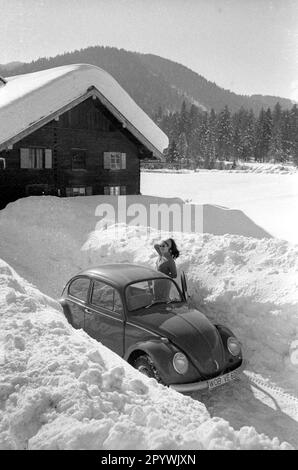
[130,304,226,376]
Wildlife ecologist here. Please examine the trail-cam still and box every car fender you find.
[215,323,234,338]
[215,323,243,365]
[125,339,200,384]
[215,324,240,346]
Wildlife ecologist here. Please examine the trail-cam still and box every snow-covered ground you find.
[233,162,297,174]
[1,257,292,450]
[0,184,298,449]
[142,162,297,174]
[141,171,298,244]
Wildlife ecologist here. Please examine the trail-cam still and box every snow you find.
[233,162,297,174]
[0,188,298,449]
[0,64,168,156]
[142,162,297,175]
[0,258,293,450]
[141,171,298,244]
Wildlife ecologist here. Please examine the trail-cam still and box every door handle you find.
[84,308,92,314]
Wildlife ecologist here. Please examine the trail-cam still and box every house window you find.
[104,185,126,195]
[20,148,52,169]
[103,152,126,170]
[0,158,6,170]
[66,186,92,197]
[72,149,86,170]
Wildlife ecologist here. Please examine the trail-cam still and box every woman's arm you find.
[154,244,162,256]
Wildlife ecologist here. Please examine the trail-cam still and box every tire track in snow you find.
[190,369,298,449]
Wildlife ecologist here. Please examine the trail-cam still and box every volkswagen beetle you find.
[60,263,243,392]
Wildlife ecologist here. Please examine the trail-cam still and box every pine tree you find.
[268,103,284,162]
[188,127,202,167]
[166,139,180,164]
[254,108,272,162]
[268,128,284,162]
[216,105,233,160]
[179,100,190,135]
[232,108,255,161]
[177,132,188,161]
[289,105,298,166]
[208,109,217,165]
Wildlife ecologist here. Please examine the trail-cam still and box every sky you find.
[1,0,298,100]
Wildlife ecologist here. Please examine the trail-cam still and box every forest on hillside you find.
[153,101,298,168]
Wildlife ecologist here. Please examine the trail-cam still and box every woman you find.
[153,238,180,301]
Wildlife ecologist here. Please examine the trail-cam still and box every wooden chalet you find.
[0,64,168,208]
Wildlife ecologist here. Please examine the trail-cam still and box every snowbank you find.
[82,224,298,393]
[1,259,291,450]
[142,163,297,175]
[1,196,297,391]
[141,171,298,244]
[0,195,269,297]
[0,195,297,448]
[233,162,297,174]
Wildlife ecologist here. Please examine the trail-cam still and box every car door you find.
[65,276,91,329]
[83,279,125,356]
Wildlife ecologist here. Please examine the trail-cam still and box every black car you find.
[60,263,243,392]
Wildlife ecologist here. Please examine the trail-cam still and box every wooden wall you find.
[0,97,150,208]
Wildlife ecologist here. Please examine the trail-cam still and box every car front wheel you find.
[133,355,164,384]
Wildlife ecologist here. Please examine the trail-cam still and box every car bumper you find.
[169,361,245,393]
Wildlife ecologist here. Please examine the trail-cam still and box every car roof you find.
[76,263,170,287]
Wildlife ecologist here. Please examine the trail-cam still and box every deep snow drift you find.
[0,259,293,450]
[0,194,298,448]
[141,170,298,244]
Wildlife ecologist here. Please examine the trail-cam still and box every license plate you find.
[208,370,239,390]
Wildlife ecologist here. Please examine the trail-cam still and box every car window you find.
[91,280,123,313]
[126,278,182,311]
[113,290,123,314]
[68,277,90,302]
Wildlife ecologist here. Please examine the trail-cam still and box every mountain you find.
[137,54,294,115]
[0,46,293,117]
[0,61,24,72]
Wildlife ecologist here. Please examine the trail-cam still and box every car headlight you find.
[173,352,188,374]
[227,337,241,356]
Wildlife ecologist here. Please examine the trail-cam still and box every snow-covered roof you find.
[0,64,169,158]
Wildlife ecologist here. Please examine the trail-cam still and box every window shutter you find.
[0,158,6,170]
[103,152,111,169]
[45,149,52,168]
[20,148,30,168]
[121,153,126,169]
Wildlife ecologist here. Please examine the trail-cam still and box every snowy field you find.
[141,170,298,244]
[0,170,298,449]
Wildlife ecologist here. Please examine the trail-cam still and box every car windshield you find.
[126,278,183,312]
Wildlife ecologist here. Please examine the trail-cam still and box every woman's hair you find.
[168,238,180,259]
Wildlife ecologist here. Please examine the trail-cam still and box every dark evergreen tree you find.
[177,132,188,160]
[166,139,180,164]
[179,100,190,136]
[288,105,298,166]
[216,105,233,160]
[254,108,272,162]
